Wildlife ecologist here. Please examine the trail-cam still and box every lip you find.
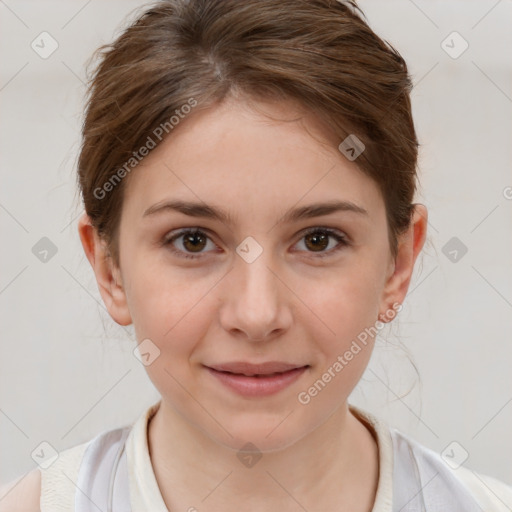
[204,362,309,397]
[208,361,307,376]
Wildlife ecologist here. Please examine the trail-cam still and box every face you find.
[80,95,421,452]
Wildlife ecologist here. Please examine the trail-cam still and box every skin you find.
[77,94,427,511]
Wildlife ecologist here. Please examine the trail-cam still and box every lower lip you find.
[205,366,308,397]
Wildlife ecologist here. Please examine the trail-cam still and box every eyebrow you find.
[142,199,368,225]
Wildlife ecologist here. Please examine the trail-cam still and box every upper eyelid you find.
[166,225,346,238]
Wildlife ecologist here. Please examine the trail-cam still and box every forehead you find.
[121,96,384,224]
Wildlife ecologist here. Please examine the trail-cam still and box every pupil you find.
[184,232,206,252]
[306,232,328,252]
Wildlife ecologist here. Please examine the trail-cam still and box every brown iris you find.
[182,231,207,252]
[304,231,329,252]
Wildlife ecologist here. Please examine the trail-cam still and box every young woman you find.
[2,0,511,510]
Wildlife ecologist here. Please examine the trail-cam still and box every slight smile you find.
[203,362,310,397]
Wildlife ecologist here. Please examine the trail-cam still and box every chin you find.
[202,416,312,453]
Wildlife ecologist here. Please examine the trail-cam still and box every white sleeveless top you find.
[39,400,512,511]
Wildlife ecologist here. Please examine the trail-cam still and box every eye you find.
[163,229,217,260]
[294,227,349,258]
[163,226,349,261]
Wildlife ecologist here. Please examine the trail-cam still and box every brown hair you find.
[77,0,419,268]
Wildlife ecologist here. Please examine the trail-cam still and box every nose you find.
[218,249,292,343]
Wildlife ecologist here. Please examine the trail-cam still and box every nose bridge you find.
[220,236,289,340]
[236,240,279,311]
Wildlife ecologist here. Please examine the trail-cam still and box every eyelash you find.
[162,227,349,260]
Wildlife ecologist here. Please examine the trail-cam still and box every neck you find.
[147,400,379,512]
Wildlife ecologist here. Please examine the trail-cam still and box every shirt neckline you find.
[125,400,394,512]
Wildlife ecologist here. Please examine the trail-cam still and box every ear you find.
[77,212,132,326]
[378,204,428,321]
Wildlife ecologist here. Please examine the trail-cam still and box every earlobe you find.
[77,213,133,326]
[378,204,428,321]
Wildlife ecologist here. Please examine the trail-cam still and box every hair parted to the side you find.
[77,0,420,268]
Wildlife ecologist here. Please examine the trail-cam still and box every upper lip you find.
[206,362,308,376]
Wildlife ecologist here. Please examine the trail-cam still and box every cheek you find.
[295,275,381,408]
[127,274,213,399]
[126,267,215,352]
[300,265,383,341]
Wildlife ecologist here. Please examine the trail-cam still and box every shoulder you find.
[0,405,155,512]
[0,439,90,512]
[0,468,41,512]
[452,464,512,511]
[39,439,90,511]
[391,428,512,511]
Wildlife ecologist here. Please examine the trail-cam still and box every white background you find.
[1,0,511,490]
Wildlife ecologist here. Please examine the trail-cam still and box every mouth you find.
[203,362,310,397]
[206,361,309,376]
